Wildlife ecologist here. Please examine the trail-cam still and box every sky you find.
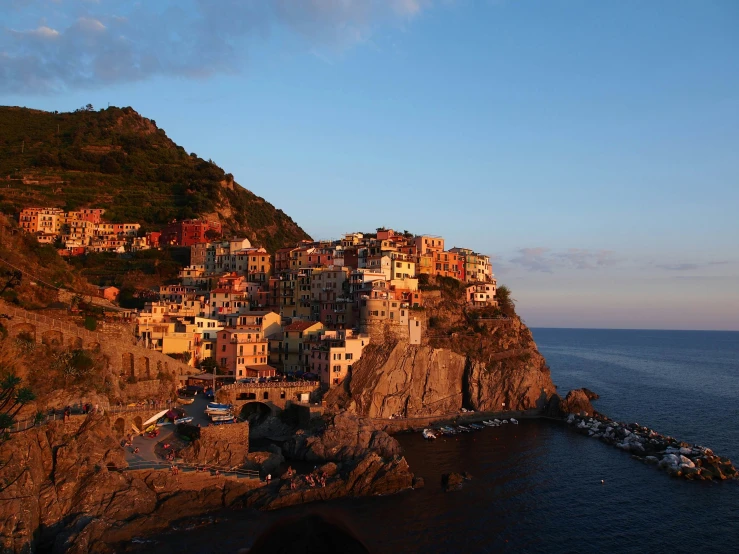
[1,0,738,330]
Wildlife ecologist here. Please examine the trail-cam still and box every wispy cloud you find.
[509,247,617,273]
[0,0,432,94]
[656,260,732,271]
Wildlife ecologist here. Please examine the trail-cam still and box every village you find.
[16,210,498,390]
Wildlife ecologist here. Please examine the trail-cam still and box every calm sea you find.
[130,329,739,554]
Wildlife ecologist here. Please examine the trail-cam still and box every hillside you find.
[0,105,310,252]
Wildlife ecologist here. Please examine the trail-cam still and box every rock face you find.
[328,318,556,418]
[267,412,413,510]
[282,411,402,462]
[178,422,250,467]
[560,389,596,416]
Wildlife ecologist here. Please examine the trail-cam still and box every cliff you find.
[327,300,556,418]
[0,105,310,252]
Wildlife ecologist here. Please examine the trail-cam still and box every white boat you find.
[457,425,471,432]
[510,418,519,425]
[501,419,509,424]
[210,413,235,422]
[174,416,193,425]
[205,408,231,415]
[422,428,437,440]
[468,423,484,430]
[207,402,232,411]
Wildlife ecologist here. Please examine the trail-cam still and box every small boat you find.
[468,423,484,430]
[501,419,509,424]
[210,413,235,423]
[440,426,456,435]
[205,409,232,417]
[156,417,171,427]
[176,397,195,405]
[482,420,497,427]
[174,416,193,425]
[510,418,519,425]
[422,428,437,440]
[207,402,231,410]
[205,405,230,412]
[457,425,471,433]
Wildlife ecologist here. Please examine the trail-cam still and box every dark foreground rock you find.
[0,411,414,553]
[565,413,738,481]
[441,472,472,492]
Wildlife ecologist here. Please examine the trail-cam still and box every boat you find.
[501,419,509,424]
[207,402,232,410]
[205,408,231,416]
[205,405,231,414]
[422,428,437,440]
[174,416,193,425]
[468,423,484,430]
[510,418,519,425]
[176,397,195,405]
[156,417,171,427]
[210,413,235,423]
[482,420,496,427]
[457,425,471,432]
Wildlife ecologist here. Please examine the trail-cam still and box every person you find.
[266,473,272,483]
[133,447,140,454]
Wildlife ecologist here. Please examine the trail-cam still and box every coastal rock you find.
[282,411,402,462]
[441,472,466,492]
[581,388,600,400]
[328,326,556,418]
[564,413,738,482]
[560,389,596,416]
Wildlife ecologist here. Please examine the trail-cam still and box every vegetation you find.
[0,105,310,252]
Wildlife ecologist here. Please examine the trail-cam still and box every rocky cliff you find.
[327,315,556,418]
[0,412,414,553]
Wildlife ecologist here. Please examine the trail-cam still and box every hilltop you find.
[0,105,310,252]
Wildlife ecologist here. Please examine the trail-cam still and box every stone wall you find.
[180,421,250,467]
[1,301,197,386]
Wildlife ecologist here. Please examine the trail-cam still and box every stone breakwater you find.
[566,413,738,481]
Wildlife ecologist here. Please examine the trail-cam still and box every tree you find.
[0,374,21,412]
[8,387,35,418]
[496,285,516,317]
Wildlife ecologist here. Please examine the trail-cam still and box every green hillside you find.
[0,105,310,252]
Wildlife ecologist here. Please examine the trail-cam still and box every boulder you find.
[581,388,600,400]
[441,472,465,492]
[283,411,402,463]
[560,389,595,416]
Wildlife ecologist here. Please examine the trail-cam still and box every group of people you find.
[389,413,406,419]
[289,470,328,489]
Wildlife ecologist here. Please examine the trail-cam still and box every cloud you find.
[509,247,617,273]
[0,0,431,94]
[656,260,732,271]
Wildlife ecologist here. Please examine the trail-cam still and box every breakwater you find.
[565,413,738,480]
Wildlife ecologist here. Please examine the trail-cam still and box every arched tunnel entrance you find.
[240,402,271,425]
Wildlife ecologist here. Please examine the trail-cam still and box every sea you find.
[129,329,739,554]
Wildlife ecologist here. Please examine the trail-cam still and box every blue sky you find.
[2,0,738,330]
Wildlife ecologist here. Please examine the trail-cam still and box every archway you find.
[113,417,125,437]
[122,353,134,378]
[11,323,36,342]
[138,357,151,380]
[133,416,143,433]
[68,336,83,349]
[41,329,63,346]
[240,402,271,425]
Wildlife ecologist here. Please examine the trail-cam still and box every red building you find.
[161,219,222,247]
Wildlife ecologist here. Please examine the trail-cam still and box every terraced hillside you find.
[0,105,310,252]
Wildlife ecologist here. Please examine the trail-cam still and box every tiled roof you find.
[284,321,320,331]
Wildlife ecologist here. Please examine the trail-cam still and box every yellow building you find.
[271,321,324,373]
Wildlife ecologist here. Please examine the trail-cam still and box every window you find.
[345,353,353,360]
[333,365,341,373]
[221,345,226,352]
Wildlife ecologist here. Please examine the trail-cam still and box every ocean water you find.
[128,329,739,554]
